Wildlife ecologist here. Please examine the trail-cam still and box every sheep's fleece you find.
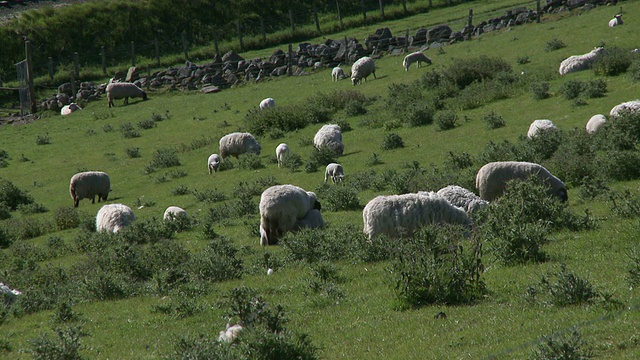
[96,203,136,233]
[313,124,344,156]
[436,185,488,213]
[69,171,111,208]
[218,132,262,160]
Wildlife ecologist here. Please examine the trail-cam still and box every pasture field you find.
[2,1,640,358]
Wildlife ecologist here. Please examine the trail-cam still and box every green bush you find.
[544,38,566,52]
[0,202,10,220]
[531,329,592,360]
[0,150,9,168]
[404,103,435,127]
[627,58,640,81]
[120,122,141,138]
[137,118,157,130]
[626,247,640,287]
[483,111,506,130]
[434,110,458,130]
[145,148,181,174]
[0,226,14,249]
[191,187,227,203]
[381,133,404,150]
[281,152,303,172]
[236,152,264,170]
[344,101,367,116]
[125,147,141,158]
[316,184,360,211]
[608,190,640,218]
[531,81,550,100]
[171,185,189,196]
[36,133,51,145]
[53,206,80,231]
[29,325,85,360]
[18,203,47,215]
[305,147,337,173]
[442,55,513,89]
[536,264,600,306]
[583,78,607,98]
[559,79,584,100]
[593,46,634,76]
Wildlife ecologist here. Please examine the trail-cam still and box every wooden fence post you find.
[536,0,541,23]
[70,70,76,102]
[287,43,293,76]
[101,46,107,75]
[468,9,473,29]
[181,32,189,61]
[344,36,349,64]
[289,8,295,33]
[73,52,79,79]
[213,34,219,56]
[259,16,267,43]
[25,41,36,114]
[401,0,407,15]
[404,29,409,52]
[131,41,136,67]
[48,57,54,80]
[237,20,245,52]
[313,3,321,32]
[361,0,367,25]
[336,0,343,29]
[379,0,385,20]
[155,38,160,67]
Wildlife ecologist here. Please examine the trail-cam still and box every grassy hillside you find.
[2,1,640,359]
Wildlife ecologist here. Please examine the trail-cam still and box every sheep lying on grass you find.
[208,153,221,174]
[324,163,344,184]
[558,47,605,76]
[610,99,640,117]
[351,56,376,85]
[402,51,432,71]
[527,119,557,138]
[276,143,290,168]
[106,82,147,108]
[61,103,82,116]
[436,185,488,213]
[69,171,111,208]
[96,204,136,233]
[586,114,607,134]
[218,324,243,343]
[219,132,261,161]
[609,14,623,27]
[260,97,275,110]
[313,124,344,156]
[476,161,568,202]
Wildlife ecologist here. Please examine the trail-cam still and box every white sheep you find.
[208,153,221,174]
[436,185,488,213]
[402,51,432,71]
[527,119,557,139]
[558,47,606,76]
[96,203,136,233]
[609,14,623,28]
[586,114,607,134]
[351,56,377,85]
[610,99,640,117]
[0,282,22,297]
[324,163,344,184]
[276,143,290,168]
[260,97,275,110]
[106,82,147,108]
[259,184,322,246]
[475,161,568,202]
[331,66,345,81]
[163,206,187,221]
[69,171,111,208]
[313,124,344,156]
[293,209,325,231]
[60,102,82,116]
[218,323,243,343]
[362,191,471,240]
[218,132,262,161]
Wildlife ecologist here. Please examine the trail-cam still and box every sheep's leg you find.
[91,195,96,204]
[124,97,129,105]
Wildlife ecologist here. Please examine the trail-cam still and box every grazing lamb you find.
[558,47,606,76]
[106,82,147,108]
[259,184,322,246]
[163,206,187,221]
[610,99,640,117]
[60,102,82,116]
[609,14,623,28]
[218,132,262,161]
[362,191,471,240]
[260,97,275,110]
[208,153,221,174]
[436,185,488,213]
[313,124,344,156]
[218,323,243,343]
[324,163,345,184]
[96,203,136,233]
[527,119,557,138]
[69,171,111,208]
[586,114,607,134]
[475,161,568,202]
[402,51,432,71]
[351,56,377,85]
[276,143,290,168]
[332,66,346,81]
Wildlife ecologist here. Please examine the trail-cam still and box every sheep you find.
[276,143,290,168]
[610,99,640,118]
[96,203,136,233]
[260,97,275,110]
[69,171,111,208]
[163,206,187,221]
[208,153,221,174]
[313,124,344,156]
[60,102,82,116]
[332,66,346,81]
[558,47,606,76]
[475,161,568,202]
[527,119,557,139]
[436,185,488,213]
[218,132,261,161]
[293,209,325,231]
[351,56,377,85]
[362,191,471,240]
[402,51,432,71]
[259,184,322,246]
[106,82,147,108]
[609,14,623,28]
[324,163,344,184]
[218,323,243,343]
[586,114,607,134]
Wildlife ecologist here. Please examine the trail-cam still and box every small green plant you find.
[365,152,383,166]
[531,329,592,360]
[344,100,367,116]
[36,133,51,145]
[120,122,141,138]
[435,110,458,130]
[593,46,634,76]
[545,38,566,52]
[134,196,156,208]
[102,124,114,132]
[18,202,47,214]
[0,178,34,210]
[29,325,86,360]
[236,152,264,170]
[516,55,530,64]
[627,58,640,81]
[538,264,599,306]
[281,152,303,172]
[559,79,584,100]
[531,82,550,100]
[316,184,360,211]
[53,206,80,230]
[626,247,640,287]
[145,148,180,174]
[171,185,189,196]
[483,111,506,130]
[381,133,404,150]
[608,190,640,218]
[583,78,607,98]
[191,188,227,203]
[137,118,157,129]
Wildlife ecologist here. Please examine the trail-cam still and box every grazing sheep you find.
[586,114,607,134]
[106,82,147,108]
[313,124,344,156]
[324,163,345,184]
[96,203,136,233]
[163,206,187,221]
[610,99,640,117]
[436,185,488,213]
[260,97,275,110]
[475,161,568,202]
[218,132,261,161]
[362,191,471,240]
[259,184,322,246]
[609,14,623,28]
[527,119,557,139]
[293,209,325,231]
[60,102,82,116]
[276,143,290,168]
[207,153,221,174]
[218,324,243,343]
[402,51,432,71]
[69,171,111,208]
[351,56,377,85]
[558,47,605,76]
[332,66,346,81]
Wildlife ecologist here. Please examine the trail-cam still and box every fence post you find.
[155,38,160,67]
[147,64,151,90]
[73,52,80,79]
[313,2,321,32]
[344,36,349,65]
[429,0,433,8]
[25,41,37,114]
[70,70,76,101]
[181,32,189,61]
[404,29,409,52]
[259,16,267,43]
[468,9,473,29]
[213,34,219,56]
[287,43,293,76]
[289,8,295,33]
[536,0,541,23]
[336,0,343,29]
[237,20,245,52]
[48,57,54,80]
[379,0,384,20]
[361,0,367,25]
[131,41,136,67]
[101,46,107,75]
[401,0,407,15]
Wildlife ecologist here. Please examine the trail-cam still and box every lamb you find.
[208,153,221,174]
[402,51,432,71]
[259,184,322,246]
[260,97,275,110]
[60,102,82,116]
[69,171,111,208]
[332,66,346,81]
[475,161,568,202]
[586,114,607,134]
[527,119,557,138]
[313,124,344,156]
[558,47,606,76]
[96,203,136,233]
[276,143,290,168]
[218,323,243,343]
[436,185,488,213]
[610,100,640,117]
[163,206,187,221]
[351,56,377,85]
[362,191,471,240]
[609,14,623,28]
[324,163,344,184]
[106,82,147,108]
[218,132,262,161]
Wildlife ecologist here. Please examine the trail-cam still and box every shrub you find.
[305,147,337,173]
[125,147,141,158]
[102,124,114,133]
[145,148,180,173]
[236,152,264,170]
[334,119,352,132]
[281,152,303,172]
[0,203,10,220]
[189,238,243,282]
[544,38,566,52]
[120,122,140,138]
[516,55,530,64]
[53,206,80,230]
[442,55,513,89]
[0,150,9,168]
[531,329,592,360]
[626,247,640,287]
[191,188,227,203]
[316,184,360,211]
[344,101,367,116]
[137,118,156,130]
[483,111,506,130]
[365,153,383,166]
[0,226,14,248]
[434,110,458,130]
[18,203,47,214]
[559,79,584,100]
[593,46,634,76]
[36,133,51,145]
[171,185,189,196]
[29,325,85,360]
[0,179,33,210]
[381,133,404,150]
[537,264,599,306]
[531,81,550,100]
[244,105,310,136]
[608,190,640,218]
[583,78,607,98]
[404,103,434,127]
[602,150,640,181]
[628,58,640,81]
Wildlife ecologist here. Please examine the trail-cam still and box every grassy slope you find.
[2,1,640,358]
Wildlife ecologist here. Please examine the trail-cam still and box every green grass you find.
[3,1,640,359]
